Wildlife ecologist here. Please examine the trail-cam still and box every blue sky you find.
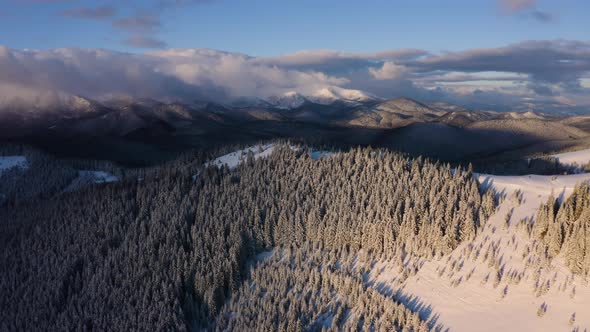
[1,0,587,55]
[0,0,589,111]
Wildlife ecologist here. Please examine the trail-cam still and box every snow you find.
[477,173,590,204]
[267,92,308,109]
[307,86,378,105]
[309,150,337,160]
[203,144,339,172]
[551,148,590,169]
[368,172,590,332]
[204,143,277,170]
[0,156,28,176]
[63,170,119,192]
[78,171,119,183]
[267,87,379,109]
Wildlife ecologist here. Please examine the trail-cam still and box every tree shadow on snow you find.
[372,281,448,332]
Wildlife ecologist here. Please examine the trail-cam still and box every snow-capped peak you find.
[266,91,308,110]
[266,87,380,110]
[307,86,380,105]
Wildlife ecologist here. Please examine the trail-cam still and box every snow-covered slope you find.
[266,87,380,109]
[267,92,308,109]
[307,86,379,105]
[552,148,590,169]
[0,156,28,175]
[368,172,590,332]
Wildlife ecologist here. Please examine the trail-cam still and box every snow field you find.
[552,148,590,170]
[368,172,590,331]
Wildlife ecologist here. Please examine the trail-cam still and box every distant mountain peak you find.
[266,86,380,110]
[308,86,380,105]
[266,92,309,109]
[227,96,271,109]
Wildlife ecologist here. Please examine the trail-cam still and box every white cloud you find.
[369,62,407,80]
[0,41,589,111]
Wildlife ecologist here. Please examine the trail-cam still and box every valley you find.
[3,94,590,170]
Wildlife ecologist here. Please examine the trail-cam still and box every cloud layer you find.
[1,40,589,112]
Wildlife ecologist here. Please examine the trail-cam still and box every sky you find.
[1,0,590,112]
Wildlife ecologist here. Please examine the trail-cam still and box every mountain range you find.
[2,89,590,166]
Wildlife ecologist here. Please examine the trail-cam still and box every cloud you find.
[369,62,408,80]
[47,1,216,49]
[125,36,168,49]
[498,0,556,23]
[21,0,73,2]
[113,12,161,32]
[530,10,556,23]
[252,49,427,75]
[148,49,348,97]
[156,0,213,8]
[59,5,116,20]
[405,40,590,84]
[500,0,536,12]
[0,41,589,112]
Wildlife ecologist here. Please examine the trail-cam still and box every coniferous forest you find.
[0,144,496,331]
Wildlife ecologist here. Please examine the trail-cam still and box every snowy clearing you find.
[204,143,277,169]
[369,172,590,332]
[78,171,119,184]
[0,156,28,176]
[203,144,338,170]
[63,170,119,192]
[552,148,590,169]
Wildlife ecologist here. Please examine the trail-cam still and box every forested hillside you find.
[0,144,494,331]
[533,182,590,275]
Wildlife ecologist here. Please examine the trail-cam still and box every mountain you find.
[0,95,112,138]
[226,96,272,109]
[438,110,500,127]
[306,86,380,105]
[266,86,381,110]
[266,91,309,109]
[347,97,449,128]
[4,93,590,166]
[561,114,590,132]
[501,111,547,120]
